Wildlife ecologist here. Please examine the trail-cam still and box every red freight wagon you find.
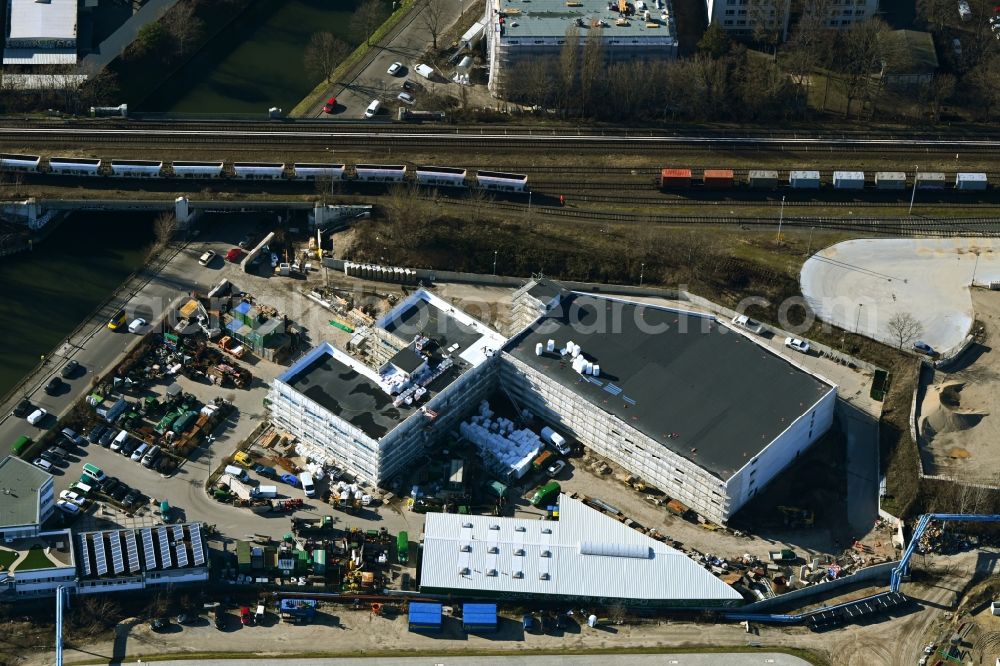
[660,168,692,188]
[703,169,735,188]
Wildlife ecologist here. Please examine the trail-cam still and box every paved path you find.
[137,654,812,666]
[81,0,182,72]
[304,0,472,119]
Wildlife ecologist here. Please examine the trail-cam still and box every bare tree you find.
[352,0,390,47]
[151,212,177,258]
[580,26,605,116]
[965,54,1000,120]
[162,2,204,55]
[887,312,923,349]
[835,17,895,118]
[559,25,580,113]
[747,0,787,56]
[304,32,352,83]
[421,0,446,50]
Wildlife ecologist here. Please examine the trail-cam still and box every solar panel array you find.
[78,535,91,576]
[190,523,205,566]
[172,525,185,542]
[125,530,140,573]
[109,532,125,574]
[141,528,157,570]
[174,542,189,568]
[93,533,108,576]
[157,527,173,568]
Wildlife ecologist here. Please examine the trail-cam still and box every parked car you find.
[45,446,68,460]
[12,399,33,418]
[40,450,62,465]
[280,473,301,487]
[546,459,566,478]
[522,614,536,632]
[44,377,63,395]
[87,425,107,444]
[238,234,256,249]
[128,318,147,334]
[121,438,141,457]
[26,408,46,425]
[913,341,936,356]
[397,91,415,105]
[387,61,403,76]
[107,309,127,331]
[784,337,810,353]
[952,37,962,57]
[401,79,416,92]
[142,445,161,468]
[240,606,253,625]
[198,250,217,266]
[322,97,337,113]
[122,490,141,506]
[99,429,115,447]
[59,490,87,506]
[176,612,198,625]
[253,464,276,478]
[60,360,80,378]
[731,314,764,334]
[150,617,169,631]
[131,443,149,462]
[111,485,130,502]
[60,428,78,445]
[56,499,80,515]
[32,458,53,472]
[225,248,244,263]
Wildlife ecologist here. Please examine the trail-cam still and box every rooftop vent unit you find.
[489,524,500,530]
[462,522,473,528]
[488,546,499,554]
[487,568,498,576]
[514,548,526,556]
[460,544,472,552]
[541,528,552,534]
[513,570,524,579]
[539,572,551,580]
[460,567,471,575]
[541,549,552,558]
[515,526,526,532]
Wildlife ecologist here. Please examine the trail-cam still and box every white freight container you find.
[955,172,987,191]
[748,170,779,188]
[256,485,278,498]
[875,172,906,190]
[916,172,946,190]
[833,171,865,190]
[789,170,820,189]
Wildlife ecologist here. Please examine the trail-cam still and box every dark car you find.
[87,426,107,444]
[40,450,62,465]
[913,341,936,356]
[322,97,337,113]
[122,490,140,506]
[252,463,276,478]
[60,360,80,379]
[102,477,121,494]
[176,612,198,625]
[111,486,130,502]
[120,438,140,457]
[522,614,536,632]
[12,399,33,418]
[99,429,115,447]
[238,235,255,250]
[401,79,416,92]
[150,617,169,631]
[214,608,226,630]
[280,473,300,487]
[44,377,62,395]
[46,446,68,460]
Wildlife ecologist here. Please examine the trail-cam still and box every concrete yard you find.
[800,238,1000,357]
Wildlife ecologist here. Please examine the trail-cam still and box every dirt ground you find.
[917,289,1000,485]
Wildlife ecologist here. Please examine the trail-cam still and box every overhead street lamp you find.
[909,165,919,215]
[776,195,786,242]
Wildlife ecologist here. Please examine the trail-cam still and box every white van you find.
[414,63,434,79]
[27,408,46,425]
[111,429,128,452]
[299,472,316,498]
[364,100,381,118]
[224,464,248,481]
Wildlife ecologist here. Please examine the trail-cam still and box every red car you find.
[322,97,337,114]
[225,248,244,263]
[240,606,253,625]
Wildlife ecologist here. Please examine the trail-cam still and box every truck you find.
[233,451,252,467]
[219,474,256,501]
[666,499,695,520]
[731,314,764,335]
[532,450,555,471]
[217,336,246,359]
[279,598,317,623]
[540,426,571,455]
[291,516,334,535]
[397,531,409,564]
[530,481,561,507]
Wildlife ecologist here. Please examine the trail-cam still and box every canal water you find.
[0,213,153,397]
[141,0,363,114]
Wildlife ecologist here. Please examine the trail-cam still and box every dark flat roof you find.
[527,279,566,305]
[384,298,481,358]
[390,347,426,374]
[505,294,834,480]
[285,348,459,440]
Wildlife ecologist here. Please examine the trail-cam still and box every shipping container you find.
[916,172,946,190]
[408,602,442,632]
[789,170,820,189]
[463,603,498,632]
[703,169,734,188]
[659,168,692,189]
[875,172,906,190]
[748,170,779,189]
[833,171,865,190]
[955,172,987,191]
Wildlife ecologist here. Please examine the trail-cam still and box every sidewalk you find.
[303,0,472,118]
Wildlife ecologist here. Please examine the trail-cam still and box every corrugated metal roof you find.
[8,0,77,40]
[420,494,742,603]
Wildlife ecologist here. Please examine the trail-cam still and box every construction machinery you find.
[218,335,246,359]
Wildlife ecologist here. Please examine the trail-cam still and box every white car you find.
[732,314,764,334]
[56,499,80,515]
[26,408,47,425]
[128,318,147,334]
[32,458,53,472]
[198,250,216,266]
[59,490,86,506]
[387,61,403,76]
[784,337,810,353]
[397,91,415,105]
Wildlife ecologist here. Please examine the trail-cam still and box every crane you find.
[55,585,69,666]
[890,512,1000,592]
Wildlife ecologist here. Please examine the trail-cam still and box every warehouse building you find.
[268,289,505,485]
[485,0,678,93]
[0,455,55,541]
[500,288,837,525]
[3,0,77,65]
[420,494,743,607]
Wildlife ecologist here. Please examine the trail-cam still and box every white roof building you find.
[4,0,78,65]
[419,494,744,608]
